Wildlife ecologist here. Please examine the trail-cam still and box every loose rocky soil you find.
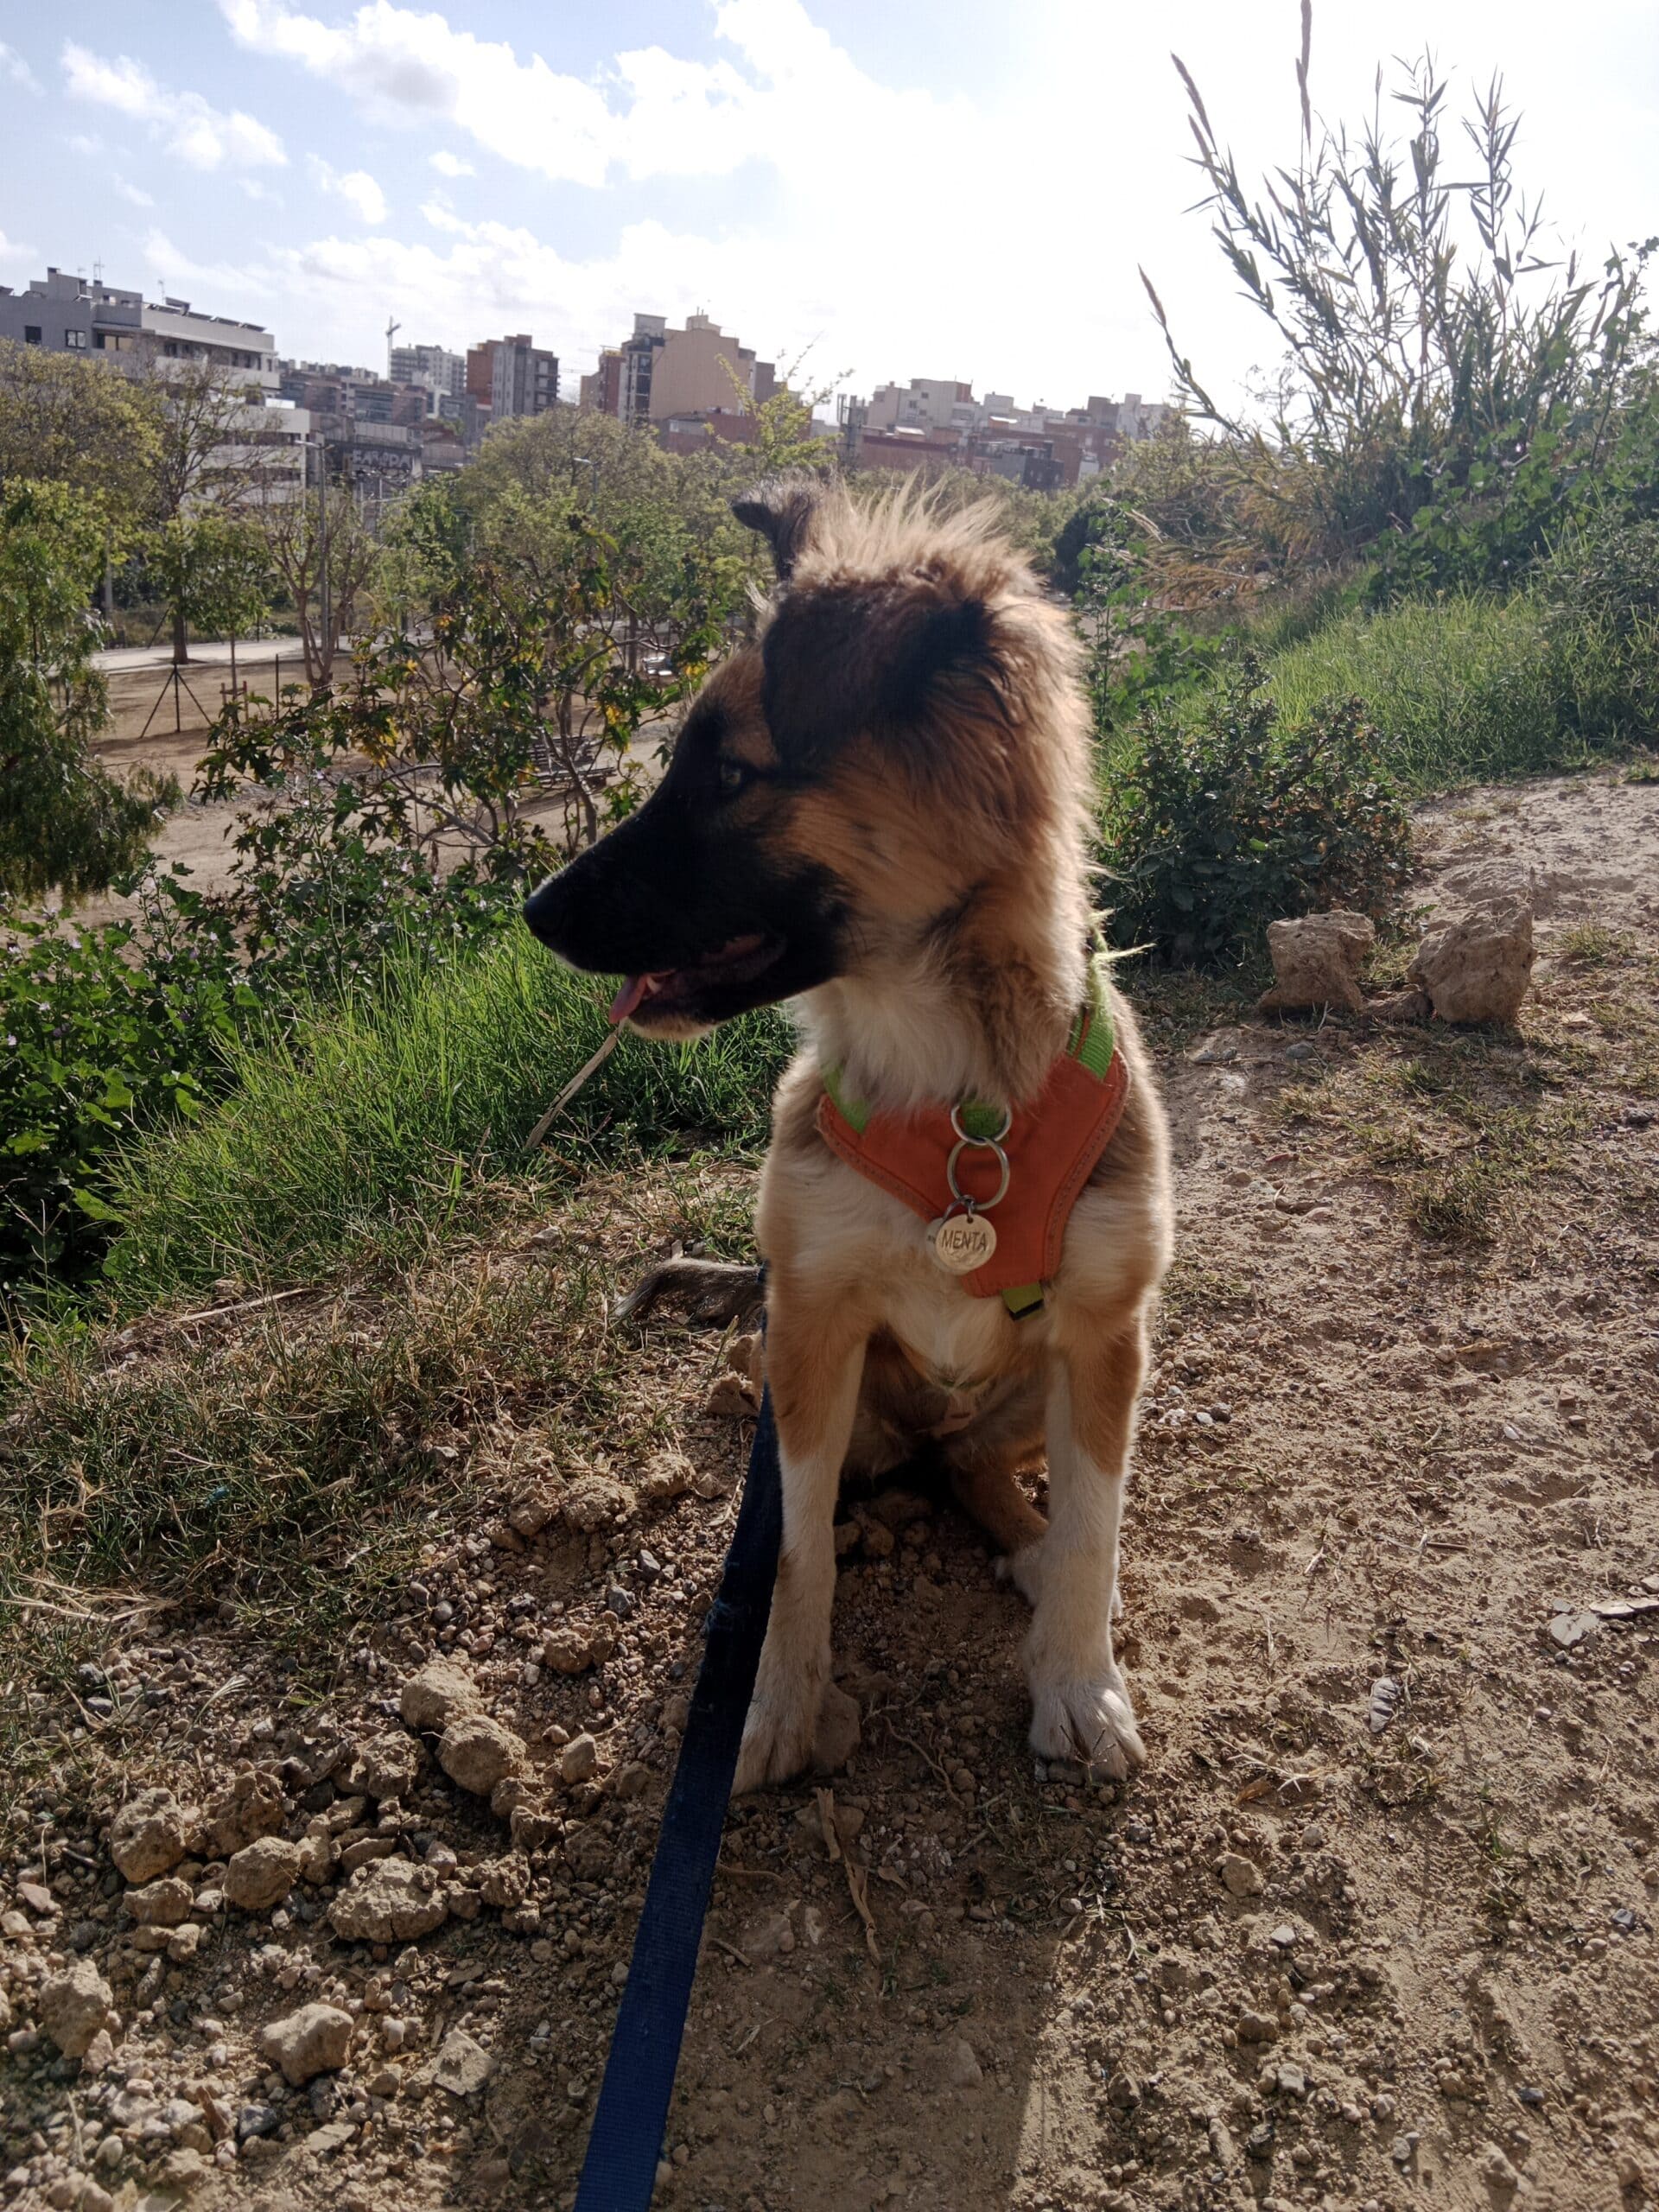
[3,769,1657,2212]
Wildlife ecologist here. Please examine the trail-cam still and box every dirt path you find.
[3,771,1656,2212]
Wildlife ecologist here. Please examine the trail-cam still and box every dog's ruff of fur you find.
[529,479,1174,1792]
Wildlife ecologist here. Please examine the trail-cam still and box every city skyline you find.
[3,2,1655,418]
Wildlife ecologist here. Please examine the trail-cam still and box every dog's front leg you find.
[734,1295,868,1793]
[1022,1323,1148,1781]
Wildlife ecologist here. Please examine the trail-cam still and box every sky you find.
[2,1,1656,415]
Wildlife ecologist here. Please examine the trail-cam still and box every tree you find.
[132,353,266,662]
[0,481,170,903]
[145,510,272,670]
[0,341,158,528]
[251,476,378,688]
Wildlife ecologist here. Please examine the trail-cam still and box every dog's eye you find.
[716,757,754,798]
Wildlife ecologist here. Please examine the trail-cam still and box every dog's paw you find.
[1028,1672,1146,1781]
[995,1538,1046,1608]
[734,1678,821,1794]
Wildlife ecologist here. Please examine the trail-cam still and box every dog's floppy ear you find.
[731,474,823,583]
[760,575,1000,769]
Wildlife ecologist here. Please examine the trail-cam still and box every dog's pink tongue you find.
[608,975,651,1025]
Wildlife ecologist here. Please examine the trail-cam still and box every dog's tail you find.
[615,1257,766,1330]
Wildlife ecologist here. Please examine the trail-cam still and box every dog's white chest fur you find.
[786,1148,1033,1388]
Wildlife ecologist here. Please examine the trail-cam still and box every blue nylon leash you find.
[572,1375,782,2210]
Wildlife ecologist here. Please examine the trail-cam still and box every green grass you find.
[1263,591,1581,791]
[100,923,791,1307]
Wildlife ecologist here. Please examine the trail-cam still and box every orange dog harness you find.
[817,950,1129,1319]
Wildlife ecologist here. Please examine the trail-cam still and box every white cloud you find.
[308,156,389,225]
[61,41,286,169]
[185,0,1659,419]
[219,0,753,186]
[115,179,156,208]
[1,40,42,93]
[0,229,35,266]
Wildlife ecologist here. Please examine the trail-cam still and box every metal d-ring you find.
[946,1103,1012,1213]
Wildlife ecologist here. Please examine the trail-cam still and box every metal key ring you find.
[946,1130,1012,1212]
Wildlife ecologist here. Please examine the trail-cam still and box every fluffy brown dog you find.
[524,479,1172,1790]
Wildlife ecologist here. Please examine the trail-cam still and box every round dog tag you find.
[929,1211,997,1274]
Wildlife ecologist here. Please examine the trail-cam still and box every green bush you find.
[103,925,791,1306]
[0,909,253,1294]
[1101,658,1412,966]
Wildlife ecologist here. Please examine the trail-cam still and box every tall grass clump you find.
[103,924,790,1304]
[1264,594,1575,791]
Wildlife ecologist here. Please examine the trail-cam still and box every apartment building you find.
[582,311,776,429]
[0,265,276,388]
[389,341,467,420]
[466,334,558,421]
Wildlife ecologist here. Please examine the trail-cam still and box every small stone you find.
[942,2037,982,2088]
[1479,2144,1521,2190]
[638,1452,693,1503]
[202,1771,287,1858]
[160,2148,212,2191]
[399,1659,482,1732]
[603,1586,636,1622]
[542,1618,618,1674]
[431,2028,494,2098]
[438,1712,527,1796]
[1236,2012,1279,2044]
[561,1471,632,1532]
[702,1371,758,1421]
[741,1910,796,1961]
[1548,1611,1600,1651]
[509,1803,560,1853]
[1268,1923,1298,1949]
[109,1789,188,1884]
[167,1923,203,1963]
[1275,2063,1306,2098]
[38,1960,118,2057]
[223,1837,301,1911]
[479,1855,531,1910]
[329,1859,448,1944]
[507,1491,557,1537]
[1218,1853,1265,1900]
[612,1762,652,1802]
[1368,1676,1402,1734]
[559,1733,600,1785]
[354,1730,423,1800]
[258,2001,353,2085]
[237,2103,281,2141]
[340,1834,396,1874]
[1389,2133,1416,2167]
[125,1877,194,1928]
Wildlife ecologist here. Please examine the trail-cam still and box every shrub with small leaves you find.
[0,902,253,1292]
[1101,657,1412,966]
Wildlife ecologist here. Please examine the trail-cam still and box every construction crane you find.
[385,315,401,374]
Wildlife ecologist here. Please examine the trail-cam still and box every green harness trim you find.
[823,946,1116,1319]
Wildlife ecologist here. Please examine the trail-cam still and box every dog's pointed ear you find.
[760,576,1000,769]
[731,475,823,583]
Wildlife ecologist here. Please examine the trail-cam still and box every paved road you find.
[92,636,311,674]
